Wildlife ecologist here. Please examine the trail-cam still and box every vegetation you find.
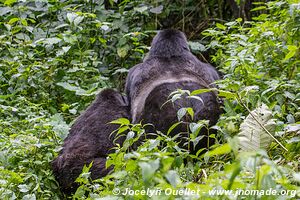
[0,0,299,199]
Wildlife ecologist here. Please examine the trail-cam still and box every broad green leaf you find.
[74,16,84,26]
[134,6,148,13]
[8,17,19,24]
[177,107,187,121]
[67,13,78,23]
[138,159,160,182]
[216,23,226,30]
[218,90,237,99]
[205,143,231,157]
[284,45,298,61]
[22,194,36,200]
[110,118,130,125]
[56,82,89,96]
[165,170,181,187]
[44,37,61,45]
[186,107,194,120]
[117,46,129,58]
[118,126,129,134]
[4,0,17,6]
[190,88,212,95]
[20,19,27,26]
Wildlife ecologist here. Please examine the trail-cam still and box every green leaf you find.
[56,82,89,96]
[4,0,17,6]
[165,170,181,187]
[205,143,231,157]
[284,45,298,61]
[18,184,30,193]
[20,19,27,26]
[67,13,78,23]
[117,46,130,58]
[22,194,36,200]
[189,41,206,52]
[126,131,135,140]
[177,108,187,121]
[218,90,237,99]
[251,6,267,11]
[110,118,130,125]
[186,107,194,120]
[134,6,148,13]
[191,88,212,95]
[8,17,19,24]
[216,23,226,30]
[44,37,61,45]
[138,159,160,183]
[47,113,70,140]
[118,126,129,134]
[150,5,164,14]
[73,16,84,26]
[167,121,181,135]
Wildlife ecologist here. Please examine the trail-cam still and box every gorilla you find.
[125,29,222,153]
[52,89,130,194]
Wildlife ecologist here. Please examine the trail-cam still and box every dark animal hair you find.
[52,89,130,194]
[125,29,222,153]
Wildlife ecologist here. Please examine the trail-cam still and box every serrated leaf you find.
[117,46,129,58]
[238,104,276,151]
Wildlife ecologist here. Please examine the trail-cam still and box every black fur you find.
[52,89,130,194]
[125,29,222,153]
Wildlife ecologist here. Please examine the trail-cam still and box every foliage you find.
[0,0,299,199]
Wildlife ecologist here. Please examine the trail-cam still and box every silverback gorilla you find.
[125,29,222,153]
[52,89,130,194]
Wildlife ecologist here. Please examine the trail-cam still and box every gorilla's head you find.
[148,29,190,58]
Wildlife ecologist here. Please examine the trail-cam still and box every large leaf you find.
[238,104,276,151]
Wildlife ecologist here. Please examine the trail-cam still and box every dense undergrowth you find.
[0,0,299,199]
